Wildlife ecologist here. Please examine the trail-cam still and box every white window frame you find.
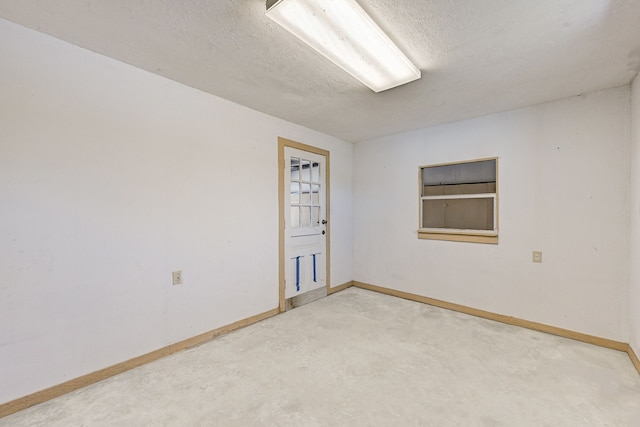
[418,157,498,244]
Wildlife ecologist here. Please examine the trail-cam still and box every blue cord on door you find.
[295,256,301,291]
[312,253,317,282]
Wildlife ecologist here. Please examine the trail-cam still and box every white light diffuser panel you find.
[266,0,421,92]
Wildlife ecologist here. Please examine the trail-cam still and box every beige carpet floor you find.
[2,287,639,426]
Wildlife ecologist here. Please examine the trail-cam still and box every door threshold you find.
[285,286,327,311]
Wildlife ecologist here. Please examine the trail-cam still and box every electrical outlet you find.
[172,270,183,285]
[532,251,542,263]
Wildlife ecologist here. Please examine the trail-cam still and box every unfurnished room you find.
[1,0,640,425]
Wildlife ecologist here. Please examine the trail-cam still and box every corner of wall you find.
[630,72,640,355]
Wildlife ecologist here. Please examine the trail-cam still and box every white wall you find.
[0,19,352,404]
[354,87,631,341]
[631,73,640,356]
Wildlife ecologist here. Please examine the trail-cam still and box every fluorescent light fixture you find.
[266,0,421,92]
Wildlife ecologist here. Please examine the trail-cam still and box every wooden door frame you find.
[278,137,330,312]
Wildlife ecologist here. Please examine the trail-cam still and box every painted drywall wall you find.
[631,73,640,356]
[0,19,353,404]
[354,86,630,341]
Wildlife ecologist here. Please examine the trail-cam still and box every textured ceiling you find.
[1,0,640,142]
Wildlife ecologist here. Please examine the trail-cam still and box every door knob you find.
[321,219,327,224]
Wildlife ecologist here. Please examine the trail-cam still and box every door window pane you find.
[290,206,300,228]
[300,206,311,227]
[291,158,300,181]
[301,183,311,204]
[290,182,300,204]
[301,159,311,181]
[311,184,320,204]
[311,162,320,183]
[312,206,320,225]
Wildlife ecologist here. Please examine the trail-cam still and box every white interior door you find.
[284,147,327,299]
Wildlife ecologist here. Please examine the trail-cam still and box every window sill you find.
[417,229,498,244]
